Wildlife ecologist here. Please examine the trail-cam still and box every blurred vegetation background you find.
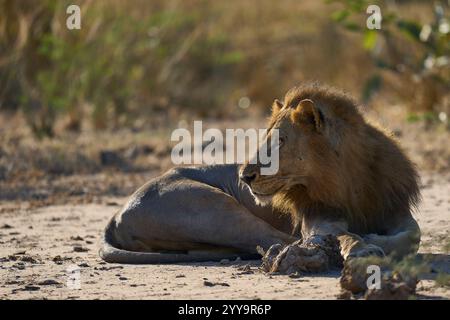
[0,0,448,137]
[0,0,449,205]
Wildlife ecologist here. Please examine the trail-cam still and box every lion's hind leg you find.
[103,180,296,264]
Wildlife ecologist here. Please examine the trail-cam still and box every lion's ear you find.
[271,99,283,115]
[291,99,323,132]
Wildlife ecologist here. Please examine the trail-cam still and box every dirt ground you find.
[0,171,449,300]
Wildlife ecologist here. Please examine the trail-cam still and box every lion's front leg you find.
[301,214,385,260]
[362,213,420,258]
[260,213,387,274]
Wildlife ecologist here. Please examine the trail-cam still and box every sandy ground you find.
[0,173,449,300]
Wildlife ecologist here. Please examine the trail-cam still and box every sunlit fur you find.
[265,84,421,234]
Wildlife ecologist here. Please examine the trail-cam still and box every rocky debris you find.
[288,272,302,279]
[236,264,254,275]
[260,236,343,275]
[78,262,90,268]
[23,285,40,291]
[73,245,89,252]
[95,265,123,271]
[336,289,353,300]
[52,255,72,264]
[203,280,230,287]
[0,256,12,263]
[260,235,419,300]
[20,255,39,263]
[259,244,283,272]
[2,254,40,264]
[365,272,417,300]
[38,279,61,286]
[339,257,418,300]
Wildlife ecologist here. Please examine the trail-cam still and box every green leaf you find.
[396,19,423,42]
[363,30,378,50]
[343,21,361,32]
[406,113,420,123]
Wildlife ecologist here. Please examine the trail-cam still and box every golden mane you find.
[271,83,421,234]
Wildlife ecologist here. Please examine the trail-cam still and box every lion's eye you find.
[278,137,285,147]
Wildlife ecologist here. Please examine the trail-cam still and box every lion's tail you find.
[99,218,259,264]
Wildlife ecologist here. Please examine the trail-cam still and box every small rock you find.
[12,262,25,270]
[0,224,13,229]
[340,257,417,300]
[236,264,254,275]
[96,266,123,271]
[73,246,89,252]
[20,256,38,264]
[336,290,352,300]
[288,272,302,279]
[203,281,230,287]
[53,256,64,264]
[23,285,40,291]
[38,279,61,286]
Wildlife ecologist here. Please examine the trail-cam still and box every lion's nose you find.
[240,171,258,186]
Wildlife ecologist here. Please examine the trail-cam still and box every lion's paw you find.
[347,244,385,259]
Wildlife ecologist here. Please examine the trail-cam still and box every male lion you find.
[100,84,421,264]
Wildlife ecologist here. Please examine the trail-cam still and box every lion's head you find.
[240,84,420,233]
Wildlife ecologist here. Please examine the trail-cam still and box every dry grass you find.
[1,0,447,136]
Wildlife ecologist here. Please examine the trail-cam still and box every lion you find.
[99,84,421,264]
